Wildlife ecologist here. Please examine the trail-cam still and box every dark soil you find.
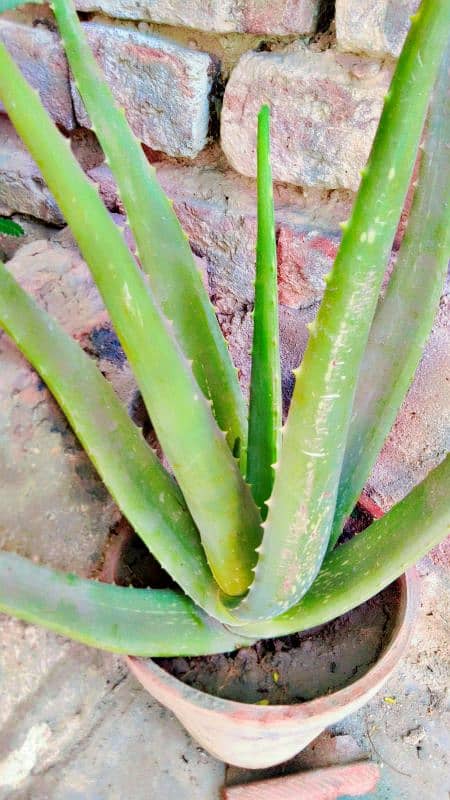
[111,520,176,590]
[155,583,400,704]
[113,505,401,705]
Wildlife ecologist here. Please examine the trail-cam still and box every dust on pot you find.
[100,501,419,769]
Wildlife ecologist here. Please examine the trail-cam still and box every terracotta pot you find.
[102,503,419,769]
[127,570,418,768]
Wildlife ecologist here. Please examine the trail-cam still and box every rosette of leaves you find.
[0,0,448,656]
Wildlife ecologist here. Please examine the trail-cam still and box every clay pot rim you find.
[127,570,419,723]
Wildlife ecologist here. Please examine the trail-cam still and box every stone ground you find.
[0,230,448,799]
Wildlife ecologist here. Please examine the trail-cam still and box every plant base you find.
[100,505,419,768]
[128,570,418,768]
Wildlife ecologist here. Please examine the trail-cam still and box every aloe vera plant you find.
[0,0,449,657]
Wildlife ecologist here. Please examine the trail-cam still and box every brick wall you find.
[0,0,418,310]
[1,0,447,504]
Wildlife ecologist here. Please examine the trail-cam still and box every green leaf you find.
[0,217,24,237]
[233,454,450,638]
[0,552,254,656]
[51,0,247,470]
[0,259,237,622]
[0,41,262,597]
[233,0,450,622]
[329,45,450,548]
[246,105,282,516]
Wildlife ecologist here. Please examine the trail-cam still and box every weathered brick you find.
[0,215,58,262]
[368,295,450,508]
[69,127,105,172]
[221,44,392,191]
[0,117,64,224]
[74,0,320,35]
[0,118,105,224]
[88,162,125,214]
[336,0,420,59]
[0,20,75,130]
[277,225,340,307]
[71,23,215,158]
[88,161,348,308]
[223,762,380,799]
[0,4,55,26]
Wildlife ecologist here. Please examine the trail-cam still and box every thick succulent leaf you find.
[0,42,262,597]
[51,0,247,470]
[233,454,450,638]
[234,0,450,621]
[246,105,282,516]
[330,46,450,548]
[0,217,24,236]
[0,552,253,656]
[0,260,236,622]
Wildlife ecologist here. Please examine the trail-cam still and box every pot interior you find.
[155,580,401,705]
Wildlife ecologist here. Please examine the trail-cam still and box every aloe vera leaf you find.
[0,44,262,596]
[232,453,450,638]
[0,260,242,621]
[50,0,247,469]
[246,105,282,516]
[0,217,24,236]
[329,47,450,548]
[233,0,450,621]
[0,552,254,656]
